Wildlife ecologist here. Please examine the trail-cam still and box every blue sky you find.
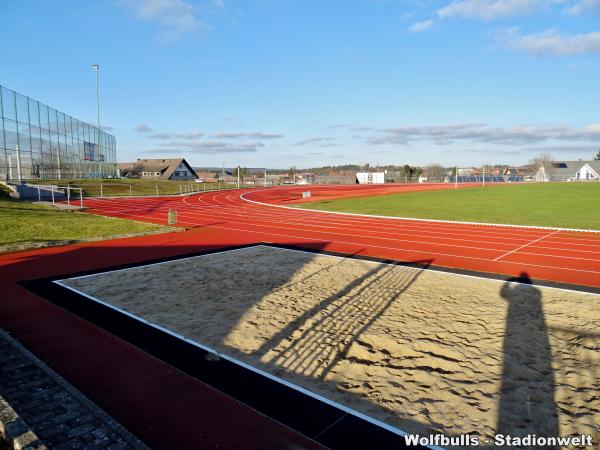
[1,0,599,168]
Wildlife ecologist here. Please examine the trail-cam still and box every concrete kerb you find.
[0,385,46,450]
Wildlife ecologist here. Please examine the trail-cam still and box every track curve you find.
[82,185,600,288]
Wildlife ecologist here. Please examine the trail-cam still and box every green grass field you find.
[27,178,222,197]
[0,185,169,247]
[299,183,600,230]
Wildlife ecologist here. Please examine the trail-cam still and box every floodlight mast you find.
[455,166,458,190]
[92,64,101,172]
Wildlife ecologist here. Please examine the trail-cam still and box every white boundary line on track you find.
[87,191,600,246]
[207,223,600,275]
[493,230,561,262]
[86,200,600,262]
[81,191,600,276]
[82,193,600,270]
[239,189,600,234]
[53,248,446,450]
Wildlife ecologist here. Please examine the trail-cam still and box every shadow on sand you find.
[497,272,559,448]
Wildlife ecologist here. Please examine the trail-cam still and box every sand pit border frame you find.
[18,243,600,449]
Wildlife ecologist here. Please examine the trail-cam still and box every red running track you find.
[80,184,600,288]
[1,182,598,449]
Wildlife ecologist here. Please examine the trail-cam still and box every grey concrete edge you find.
[0,392,46,450]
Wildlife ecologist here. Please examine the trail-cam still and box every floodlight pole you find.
[454,166,458,190]
[92,64,101,173]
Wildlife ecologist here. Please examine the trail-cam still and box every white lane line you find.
[493,230,561,262]
[240,190,600,234]
[206,223,600,275]
[83,204,600,276]
[84,197,600,263]
[88,193,600,245]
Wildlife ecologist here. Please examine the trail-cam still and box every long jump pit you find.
[29,244,599,449]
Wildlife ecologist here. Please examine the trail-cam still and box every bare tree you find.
[423,164,446,179]
[530,153,555,181]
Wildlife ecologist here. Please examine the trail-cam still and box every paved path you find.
[0,330,148,450]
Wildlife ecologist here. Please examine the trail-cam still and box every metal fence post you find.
[79,188,83,209]
[156,184,159,196]
[51,187,55,204]
[129,184,132,196]
[67,185,71,206]
[37,185,41,201]
[100,184,103,197]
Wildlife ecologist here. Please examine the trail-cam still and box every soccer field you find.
[298,183,600,230]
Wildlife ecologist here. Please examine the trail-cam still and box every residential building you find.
[535,160,600,182]
[117,158,198,180]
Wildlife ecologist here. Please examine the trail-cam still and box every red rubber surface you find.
[80,184,600,288]
[1,183,598,449]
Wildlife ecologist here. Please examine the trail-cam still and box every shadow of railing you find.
[255,259,431,380]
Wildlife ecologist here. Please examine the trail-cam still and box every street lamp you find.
[92,64,101,175]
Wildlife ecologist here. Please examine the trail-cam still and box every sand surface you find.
[62,245,600,448]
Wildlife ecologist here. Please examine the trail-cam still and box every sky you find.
[1,0,599,169]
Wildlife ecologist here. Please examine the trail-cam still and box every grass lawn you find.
[28,178,223,197]
[0,185,170,247]
[299,183,600,230]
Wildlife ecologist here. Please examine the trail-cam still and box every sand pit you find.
[60,245,600,448]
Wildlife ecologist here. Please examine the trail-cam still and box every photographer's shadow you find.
[497,273,559,447]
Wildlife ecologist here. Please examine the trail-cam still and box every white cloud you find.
[499,28,600,56]
[146,130,204,139]
[211,131,284,139]
[134,124,153,133]
[409,20,433,33]
[438,0,544,20]
[568,0,600,15]
[150,132,173,139]
[123,0,216,41]
[148,140,263,154]
[362,122,600,146]
[176,131,204,140]
[294,137,334,146]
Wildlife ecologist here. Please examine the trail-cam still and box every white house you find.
[356,172,385,184]
[117,158,198,180]
[575,162,600,181]
[535,160,600,182]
